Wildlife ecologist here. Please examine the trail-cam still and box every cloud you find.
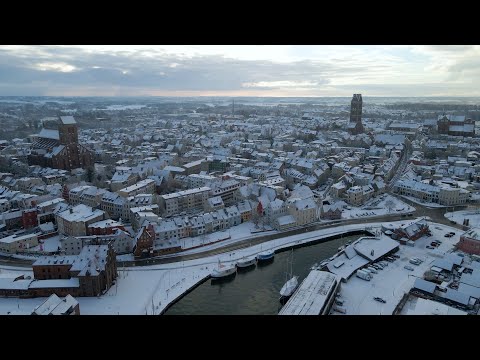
[0,45,478,96]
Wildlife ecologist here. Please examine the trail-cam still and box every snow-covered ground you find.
[340,194,415,220]
[331,222,462,315]
[396,194,446,208]
[33,235,61,252]
[0,222,382,315]
[0,218,463,316]
[445,210,480,227]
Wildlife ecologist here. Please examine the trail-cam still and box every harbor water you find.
[165,234,362,315]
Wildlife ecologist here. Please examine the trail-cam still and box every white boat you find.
[236,256,256,268]
[280,250,299,300]
[280,275,299,298]
[211,259,236,278]
[256,250,275,261]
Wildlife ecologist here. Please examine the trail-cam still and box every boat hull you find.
[256,251,275,262]
[280,276,299,298]
[236,258,256,268]
[211,266,237,278]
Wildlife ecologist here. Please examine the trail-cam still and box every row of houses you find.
[394,179,470,206]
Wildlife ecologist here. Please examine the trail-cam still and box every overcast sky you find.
[0,45,478,97]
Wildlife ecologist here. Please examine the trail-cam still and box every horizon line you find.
[1,95,480,99]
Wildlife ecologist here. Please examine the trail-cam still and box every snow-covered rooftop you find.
[57,204,105,223]
[279,271,339,315]
[60,116,76,125]
[29,278,80,289]
[353,237,400,262]
[37,128,60,140]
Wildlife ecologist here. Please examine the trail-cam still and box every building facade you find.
[28,116,94,171]
[348,94,364,135]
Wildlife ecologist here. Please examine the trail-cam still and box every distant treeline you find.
[385,103,479,111]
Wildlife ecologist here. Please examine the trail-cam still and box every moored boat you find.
[211,259,237,278]
[236,256,256,268]
[280,275,299,298]
[256,250,275,262]
[279,250,299,301]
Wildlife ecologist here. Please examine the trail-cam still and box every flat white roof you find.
[29,278,80,289]
[161,186,210,200]
[119,179,155,193]
[326,252,369,280]
[354,237,400,262]
[57,204,104,223]
[0,233,37,244]
[279,271,339,315]
[404,297,467,315]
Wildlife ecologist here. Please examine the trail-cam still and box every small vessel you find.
[211,259,236,278]
[236,256,256,268]
[256,249,275,262]
[280,276,299,298]
[280,250,299,300]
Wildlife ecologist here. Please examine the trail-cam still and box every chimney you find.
[69,208,73,214]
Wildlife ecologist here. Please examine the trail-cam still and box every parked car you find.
[373,297,386,303]
[426,245,435,249]
[449,232,456,236]
[404,265,414,271]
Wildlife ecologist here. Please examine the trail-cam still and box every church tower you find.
[348,94,364,134]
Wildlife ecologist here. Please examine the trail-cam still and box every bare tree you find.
[385,199,395,213]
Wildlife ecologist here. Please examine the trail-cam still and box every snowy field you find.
[331,222,462,315]
[445,210,480,227]
[340,194,415,220]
